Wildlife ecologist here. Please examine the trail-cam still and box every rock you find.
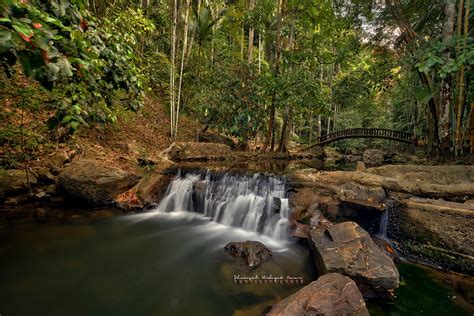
[167,142,231,161]
[290,165,474,198]
[46,151,71,175]
[372,236,400,263]
[46,184,57,195]
[267,273,369,316]
[300,146,324,159]
[273,196,281,213]
[309,221,399,299]
[197,132,235,148]
[192,180,207,213]
[0,169,37,197]
[389,197,474,274]
[344,155,363,163]
[35,191,47,199]
[34,167,56,184]
[363,149,384,167]
[224,241,272,268]
[338,182,386,212]
[323,147,343,161]
[356,161,366,172]
[288,221,311,240]
[59,159,140,205]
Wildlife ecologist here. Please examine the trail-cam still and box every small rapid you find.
[153,170,291,239]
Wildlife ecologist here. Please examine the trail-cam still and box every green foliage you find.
[0,0,145,133]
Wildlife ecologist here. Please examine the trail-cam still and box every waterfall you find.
[154,170,291,239]
[378,199,394,239]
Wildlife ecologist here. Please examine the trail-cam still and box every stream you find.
[0,170,473,315]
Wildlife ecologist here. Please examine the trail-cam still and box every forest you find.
[1,0,472,162]
[1,1,474,316]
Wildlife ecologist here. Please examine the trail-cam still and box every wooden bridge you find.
[306,128,415,148]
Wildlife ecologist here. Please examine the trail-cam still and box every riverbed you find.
[1,210,473,315]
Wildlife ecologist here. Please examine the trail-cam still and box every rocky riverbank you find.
[288,164,474,275]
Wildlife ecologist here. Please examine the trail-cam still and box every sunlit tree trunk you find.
[248,0,255,65]
[175,0,192,140]
[169,0,178,140]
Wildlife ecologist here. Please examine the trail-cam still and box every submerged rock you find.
[268,273,369,316]
[59,159,140,205]
[224,241,272,268]
[309,221,399,299]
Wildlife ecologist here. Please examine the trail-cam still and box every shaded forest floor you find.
[0,73,204,174]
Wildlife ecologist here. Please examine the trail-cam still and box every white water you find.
[152,170,291,240]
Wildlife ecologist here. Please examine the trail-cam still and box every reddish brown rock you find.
[309,221,399,299]
[268,273,369,316]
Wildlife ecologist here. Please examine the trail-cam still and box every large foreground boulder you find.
[268,273,369,316]
[224,241,272,268]
[59,159,140,205]
[309,221,399,299]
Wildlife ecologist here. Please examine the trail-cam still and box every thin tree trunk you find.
[169,0,178,140]
[240,23,245,61]
[175,0,192,140]
[248,0,255,65]
[258,33,262,74]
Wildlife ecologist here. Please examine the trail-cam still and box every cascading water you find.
[154,170,291,239]
[378,199,395,239]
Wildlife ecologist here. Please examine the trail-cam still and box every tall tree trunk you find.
[438,0,456,156]
[240,23,245,61]
[261,0,284,152]
[175,0,191,140]
[258,33,262,74]
[169,0,178,140]
[248,0,255,65]
[455,0,471,155]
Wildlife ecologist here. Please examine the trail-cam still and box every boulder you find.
[167,142,231,161]
[267,273,369,316]
[224,241,272,268]
[363,149,384,167]
[197,131,235,148]
[115,172,173,211]
[0,169,37,197]
[309,221,399,299]
[59,159,140,205]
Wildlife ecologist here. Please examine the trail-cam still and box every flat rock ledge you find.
[309,221,399,299]
[267,273,369,316]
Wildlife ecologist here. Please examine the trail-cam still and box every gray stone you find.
[224,241,272,268]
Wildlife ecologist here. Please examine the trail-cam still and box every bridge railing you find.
[314,128,414,146]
